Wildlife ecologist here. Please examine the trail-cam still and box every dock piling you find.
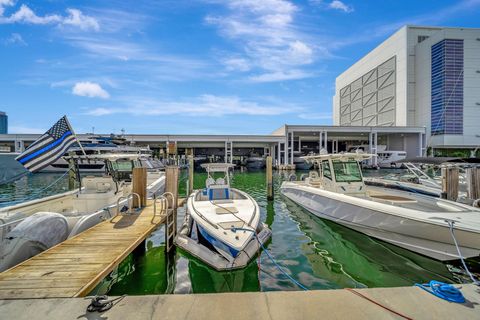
[132,167,147,208]
[441,166,459,201]
[466,167,480,201]
[188,155,194,195]
[266,156,274,200]
[165,166,179,252]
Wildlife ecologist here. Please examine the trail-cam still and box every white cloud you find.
[222,57,251,72]
[298,112,331,120]
[1,4,61,24]
[328,1,354,13]
[249,70,313,82]
[206,0,319,82]
[62,9,100,31]
[72,82,110,99]
[84,94,300,117]
[0,0,14,16]
[0,4,99,31]
[4,32,27,46]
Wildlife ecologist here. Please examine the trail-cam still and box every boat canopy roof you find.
[302,152,373,163]
[64,153,144,161]
[201,163,236,172]
[399,157,480,164]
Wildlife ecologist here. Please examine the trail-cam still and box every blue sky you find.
[1,0,479,134]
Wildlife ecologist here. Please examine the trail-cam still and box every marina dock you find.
[0,284,479,319]
[0,199,168,299]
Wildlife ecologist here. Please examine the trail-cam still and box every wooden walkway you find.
[0,200,167,300]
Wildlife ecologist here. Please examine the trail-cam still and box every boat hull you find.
[246,159,265,169]
[281,183,480,261]
[186,188,260,262]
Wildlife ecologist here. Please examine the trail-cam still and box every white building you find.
[333,25,480,153]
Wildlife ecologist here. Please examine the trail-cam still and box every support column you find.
[290,131,294,165]
[369,131,378,167]
[15,140,25,153]
[224,140,227,163]
[277,142,282,166]
[285,134,289,165]
[298,136,302,153]
[418,132,423,157]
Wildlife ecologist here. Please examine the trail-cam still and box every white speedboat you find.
[0,154,165,271]
[245,152,265,169]
[293,151,313,170]
[348,145,406,168]
[281,152,480,261]
[176,163,271,270]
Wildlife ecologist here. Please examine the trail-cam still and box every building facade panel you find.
[335,25,480,149]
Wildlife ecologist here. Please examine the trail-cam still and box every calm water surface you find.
[0,169,478,294]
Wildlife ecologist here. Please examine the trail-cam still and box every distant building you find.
[333,25,480,152]
[0,111,7,134]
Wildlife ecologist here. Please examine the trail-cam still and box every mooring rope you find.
[231,227,308,291]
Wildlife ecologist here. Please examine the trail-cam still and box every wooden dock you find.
[0,200,167,300]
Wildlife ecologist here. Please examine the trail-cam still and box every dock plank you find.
[0,200,166,299]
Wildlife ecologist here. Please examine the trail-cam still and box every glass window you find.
[332,160,363,182]
[322,160,332,180]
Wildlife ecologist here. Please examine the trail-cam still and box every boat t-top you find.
[281,151,480,261]
[175,163,271,270]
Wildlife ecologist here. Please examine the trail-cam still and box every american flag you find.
[16,116,77,173]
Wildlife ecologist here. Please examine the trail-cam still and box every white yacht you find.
[348,145,406,168]
[293,151,313,170]
[175,163,271,270]
[280,152,480,261]
[245,152,265,169]
[0,154,165,271]
[41,135,153,172]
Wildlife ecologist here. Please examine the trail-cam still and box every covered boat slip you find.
[0,200,166,299]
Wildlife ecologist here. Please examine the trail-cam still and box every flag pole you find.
[64,116,87,156]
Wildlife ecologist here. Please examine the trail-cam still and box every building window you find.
[431,39,464,135]
[418,35,429,43]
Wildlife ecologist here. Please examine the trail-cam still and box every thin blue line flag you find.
[15,116,77,173]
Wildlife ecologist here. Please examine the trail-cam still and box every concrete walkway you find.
[0,285,479,320]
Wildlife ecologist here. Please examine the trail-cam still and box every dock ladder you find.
[154,192,177,252]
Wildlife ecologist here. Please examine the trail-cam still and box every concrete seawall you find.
[1,284,479,319]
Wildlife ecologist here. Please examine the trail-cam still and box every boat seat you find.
[208,185,230,200]
[206,177,215,188]
[216,178,225,185]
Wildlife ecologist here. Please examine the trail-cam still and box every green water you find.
[1,169,478,294]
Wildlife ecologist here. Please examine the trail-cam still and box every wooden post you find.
[466,167,480,200]
[132,167,147,208]
[165,166,179,252]
[441,166,459,201]
[266,156,274,200]
[188,155,194,195]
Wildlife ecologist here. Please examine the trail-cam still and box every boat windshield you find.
[332,160,362,182]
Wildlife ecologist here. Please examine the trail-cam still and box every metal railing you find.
[115,192,141,215]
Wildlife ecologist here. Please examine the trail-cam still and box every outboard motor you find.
[0,212,68,272]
